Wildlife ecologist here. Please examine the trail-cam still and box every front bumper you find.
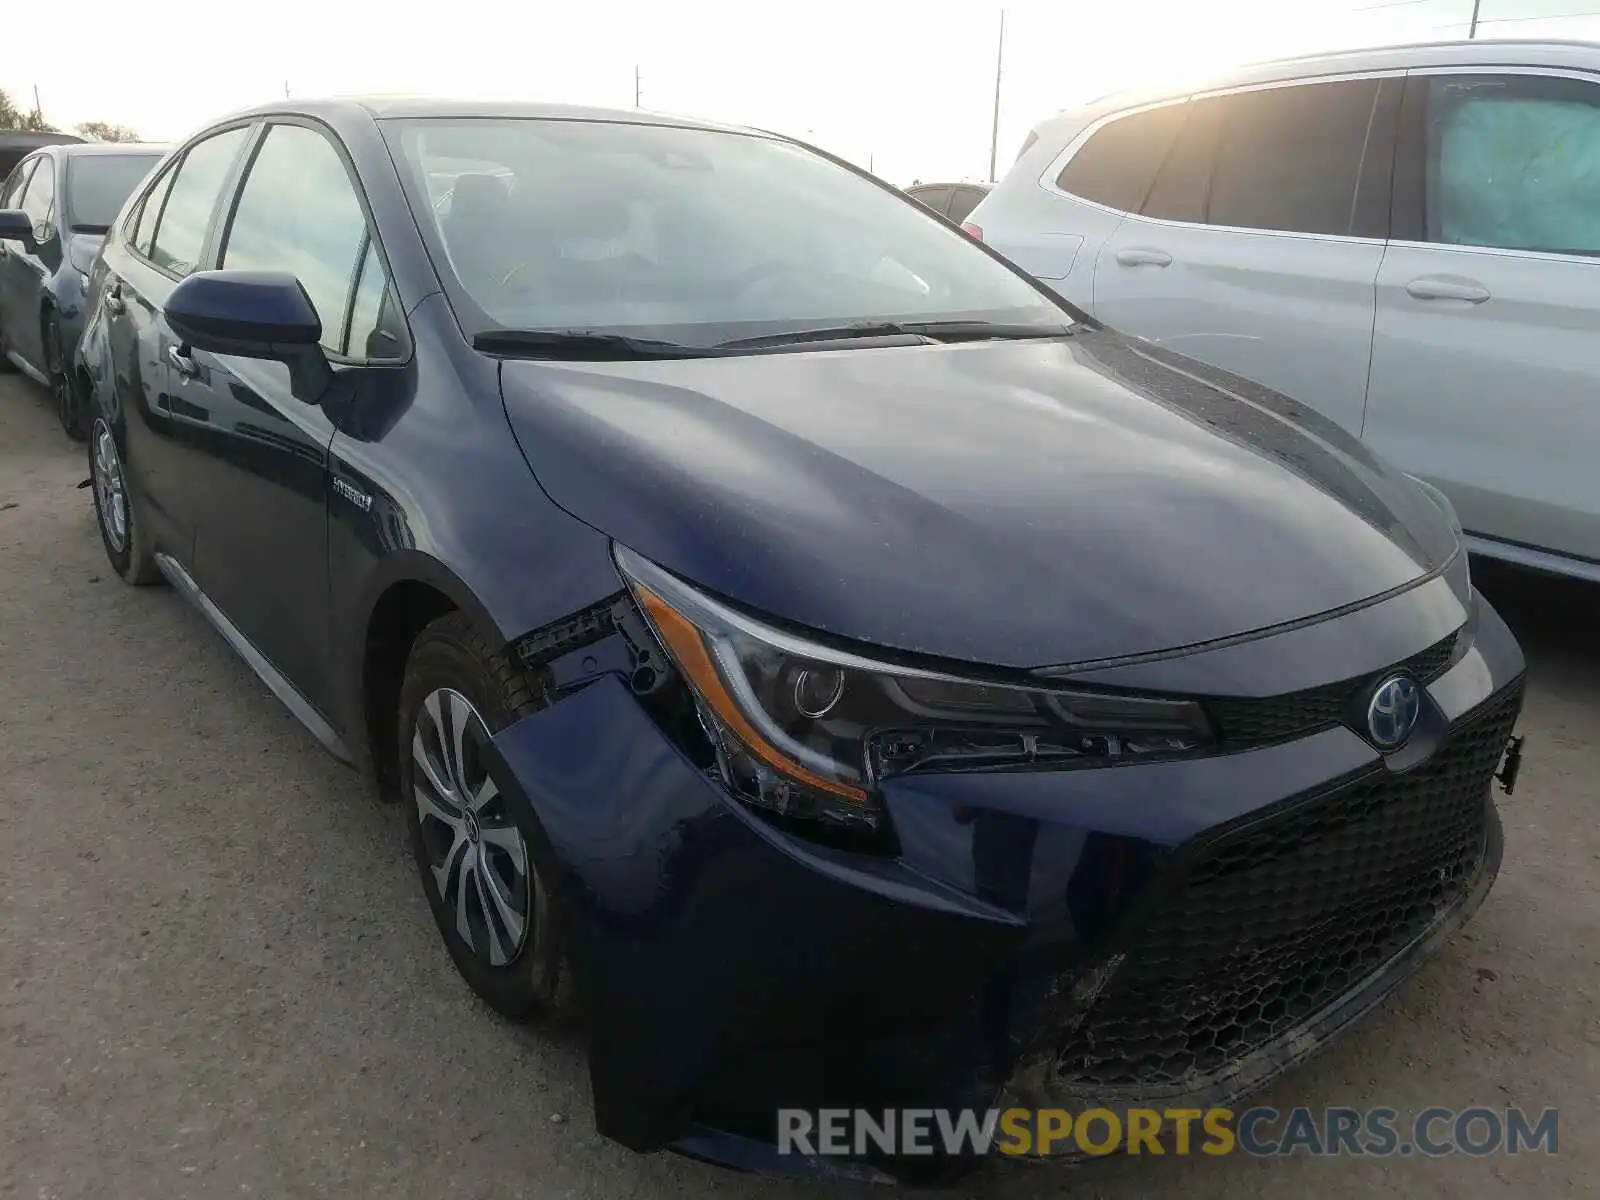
[484,584,1526,1183]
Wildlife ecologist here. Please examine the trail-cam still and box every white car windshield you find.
[387,117,1067,346]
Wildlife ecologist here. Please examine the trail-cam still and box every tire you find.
[88,417,161,585]
[45,314,85,440]
[399,611,568,1022]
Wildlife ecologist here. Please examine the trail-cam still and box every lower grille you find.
[1053,682,1522,1095]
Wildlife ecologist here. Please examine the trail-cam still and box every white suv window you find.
[1426,74,1600,257]
[1202,79,1381,237]
[1055,103,1187,212]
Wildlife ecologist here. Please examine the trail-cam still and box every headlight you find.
[614,546,1211,835]
[1406,474,1470,593]
[1407,474,1463,542]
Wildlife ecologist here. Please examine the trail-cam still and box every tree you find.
[0,87,56,132]
[77,121,142,143]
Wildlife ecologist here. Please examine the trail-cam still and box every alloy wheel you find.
[46,329,73,431]
[92,424,129,553]
[411,688,532,967]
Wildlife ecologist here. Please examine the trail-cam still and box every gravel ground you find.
[0,372,1595,1199]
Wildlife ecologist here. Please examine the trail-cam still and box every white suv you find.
[972,39,1600,584]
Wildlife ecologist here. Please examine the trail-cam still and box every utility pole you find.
[32,85,43,124]
[284,81,291,99]
[987,9,1005,182]
[1468,0,1482,38]
[634,66,641,108]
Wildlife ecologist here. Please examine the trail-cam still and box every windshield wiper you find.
[715,320,1074,350]
[472,329,714,360]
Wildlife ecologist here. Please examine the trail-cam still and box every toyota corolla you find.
[75,98,1526,1182]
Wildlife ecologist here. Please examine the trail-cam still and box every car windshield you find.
[387,117,1068,346]
[65,153,163,231]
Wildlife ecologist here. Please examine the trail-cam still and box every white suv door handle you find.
[1115,248,1173,268]
[1405,277,1491,304]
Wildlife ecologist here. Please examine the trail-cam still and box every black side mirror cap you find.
[165,269,332,403]
[0,209,31,242]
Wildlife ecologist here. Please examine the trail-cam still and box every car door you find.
[0,155,45,369]
[1365,69,1600,566]
[1093,76,1401,436]
[105,125,254,560]
[180,119,399,718]
[0,156,36,355]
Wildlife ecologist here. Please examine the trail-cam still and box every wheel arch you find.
[350,553,509,802]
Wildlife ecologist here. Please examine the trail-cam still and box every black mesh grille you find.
[1053,681,1521,1094]
[1207,630,1461,747]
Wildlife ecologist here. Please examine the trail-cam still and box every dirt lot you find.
[0,371,1595,1199]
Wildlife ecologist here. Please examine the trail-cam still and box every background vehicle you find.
[77,96,1521,1183]
[0,141,165,436]
[0,130,83,179]
[905,179,991,224]
[972,39,1600,586]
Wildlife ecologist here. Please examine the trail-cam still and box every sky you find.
[6,0,1600,186]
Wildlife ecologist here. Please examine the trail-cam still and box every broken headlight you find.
[615,545,1212,835]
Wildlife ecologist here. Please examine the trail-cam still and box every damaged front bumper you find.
[482,593,1527,1184]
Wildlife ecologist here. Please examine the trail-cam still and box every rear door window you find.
[1141,101,1223,223]
[1424,73,1600,256]
[947,187,988,223]
[1203,79,1382,236]
[1055,102,1188,212]
[149,126,250,276]
[908,186,953,215]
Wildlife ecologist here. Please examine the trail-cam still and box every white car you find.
[972,38,1600,584]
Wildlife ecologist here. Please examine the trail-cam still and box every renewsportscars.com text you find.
[777,1106,1559,1158]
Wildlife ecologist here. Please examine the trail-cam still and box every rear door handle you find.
[167,345,199,378]
[103,283,125,315]
[1115,248,1173,268]
[1405,277,1490,304]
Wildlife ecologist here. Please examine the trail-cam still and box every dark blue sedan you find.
[75,97,1526,1182]
[0,141,165,436]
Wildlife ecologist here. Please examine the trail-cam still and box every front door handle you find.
[1115,248,1173,268]
[1405,277,1491,304]
[167,345,200,378]
[103,283,125,315]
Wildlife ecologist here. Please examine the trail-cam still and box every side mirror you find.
[164,269,332,402]
[0,209,31,242]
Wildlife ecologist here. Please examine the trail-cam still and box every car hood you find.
[499,329,1457,670]
[65,231,104,276]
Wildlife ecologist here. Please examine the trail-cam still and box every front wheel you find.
[45,314,84,440]
[399,612,568,1021]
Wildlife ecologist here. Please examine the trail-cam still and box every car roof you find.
[204,95,759,137]
[1047,37,1600,128]
[0,130,85,151]
[54,142,170,158]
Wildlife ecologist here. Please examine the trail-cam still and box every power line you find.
[1426,8,1600,28]
[1477,7,1600,22]
[1350,0,1452,12]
